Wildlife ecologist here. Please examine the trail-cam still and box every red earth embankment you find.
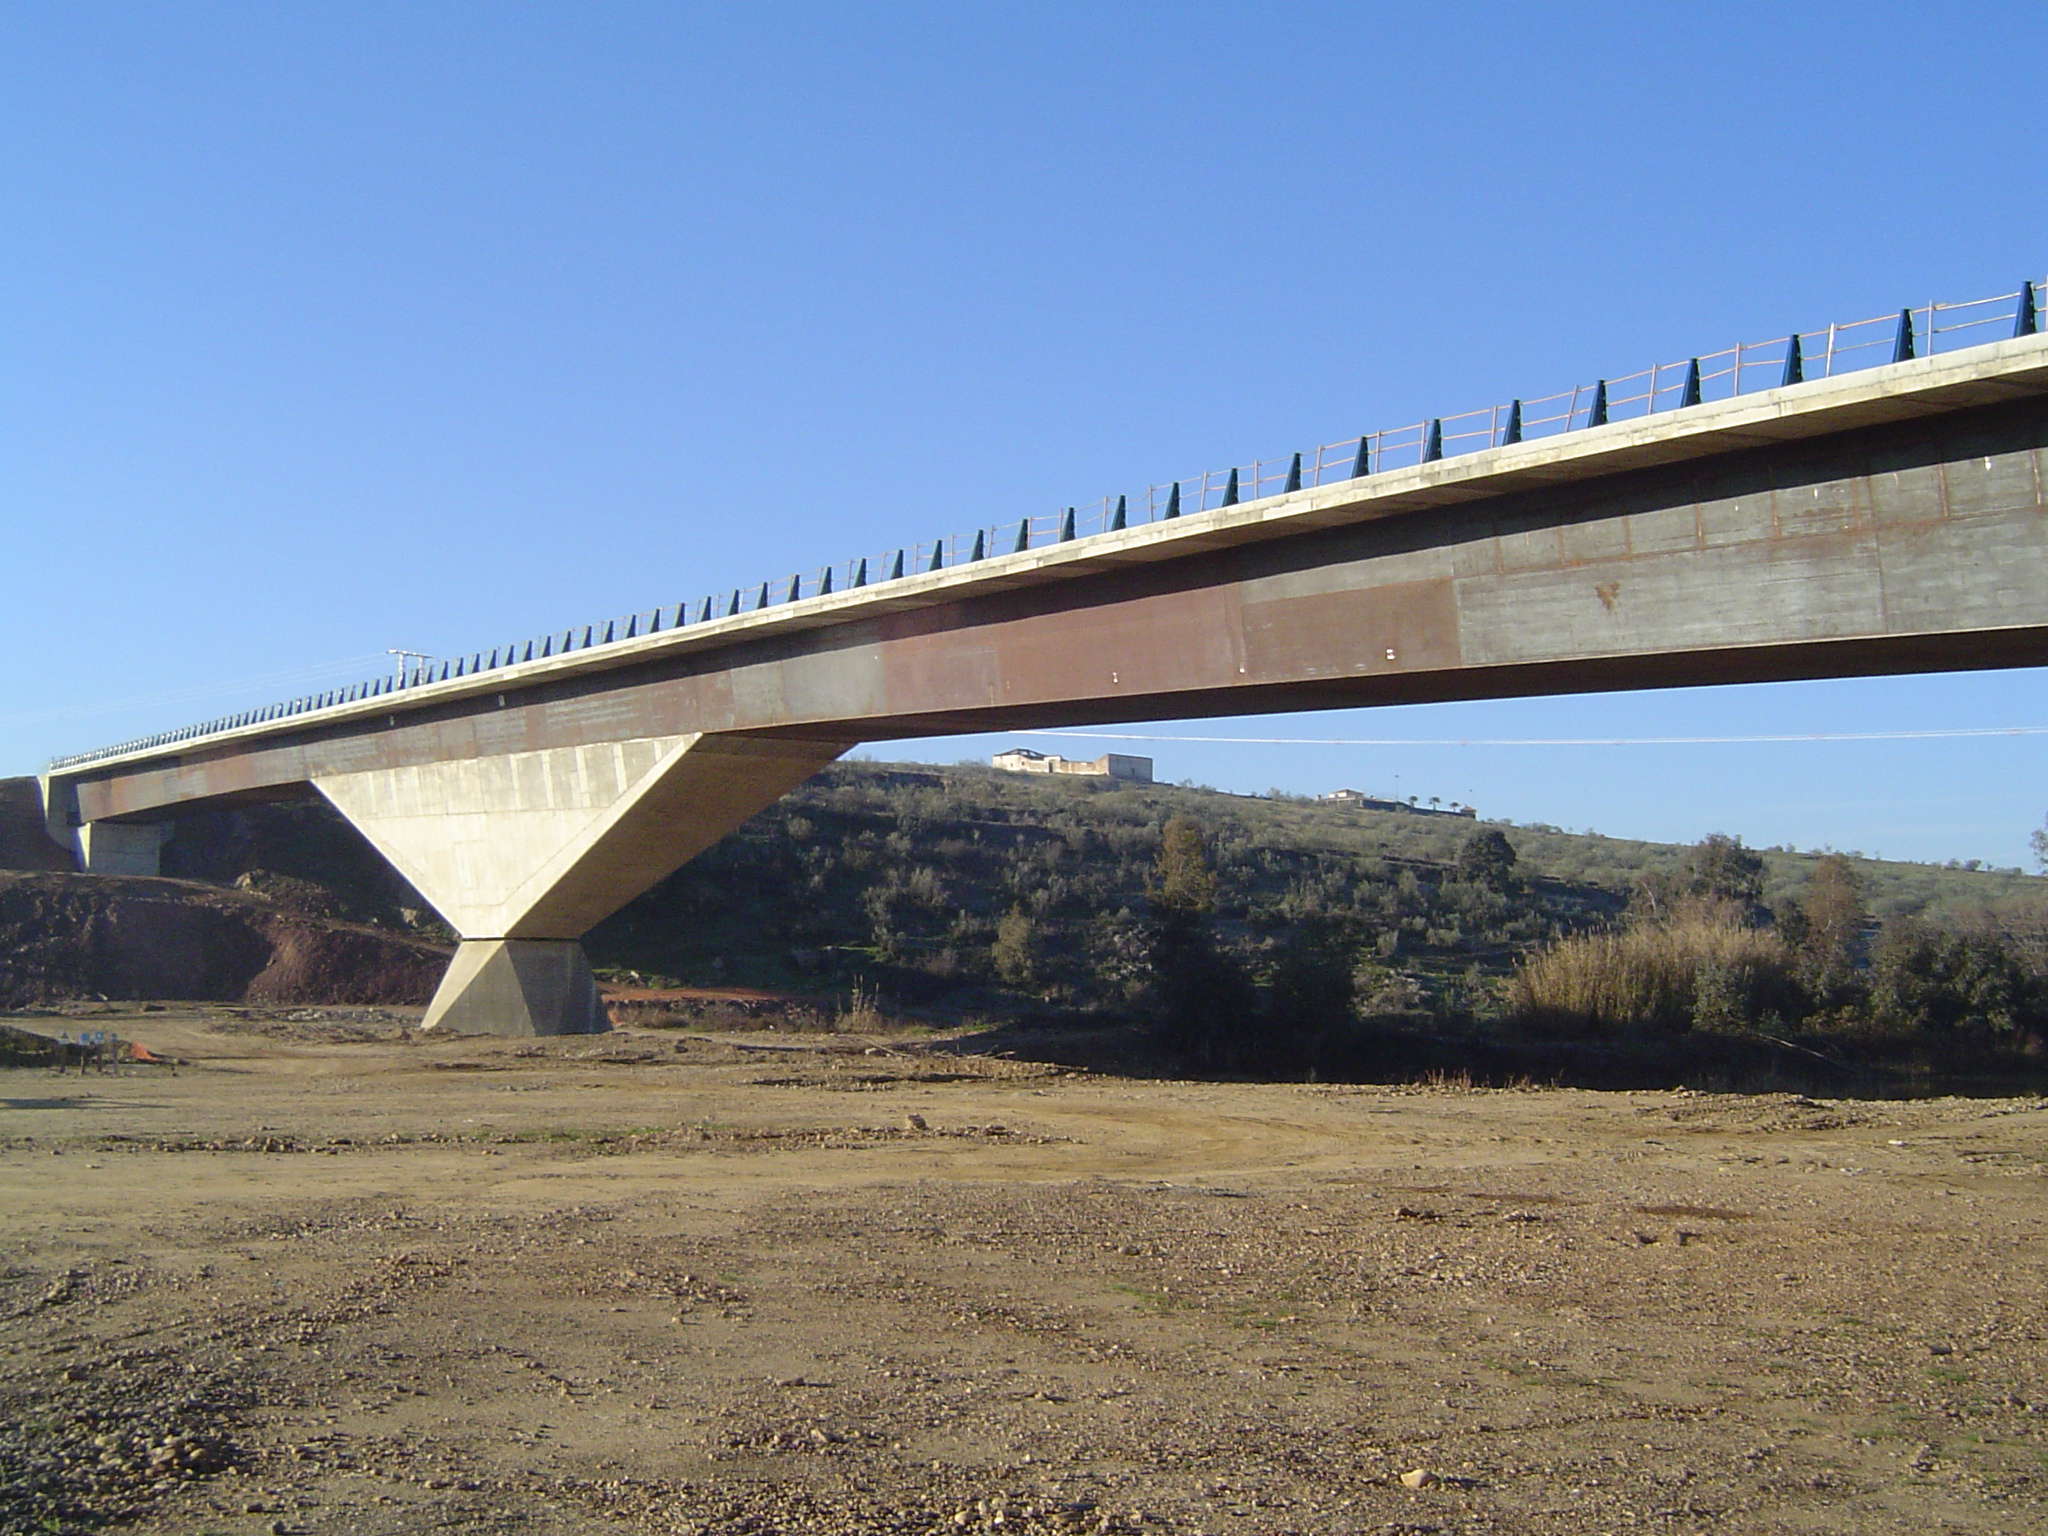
[0,778,72,874]
[0,870,446,1008]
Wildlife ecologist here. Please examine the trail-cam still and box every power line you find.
[1015,725,2048,748]
[0,654,394,729]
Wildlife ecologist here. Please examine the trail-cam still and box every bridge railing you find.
[48,275,2047,772]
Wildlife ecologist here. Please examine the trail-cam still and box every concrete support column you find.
[312,731,849,1036]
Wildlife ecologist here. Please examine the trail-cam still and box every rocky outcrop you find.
[0,871,446,1008]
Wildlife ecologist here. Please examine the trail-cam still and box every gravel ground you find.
[2,1010,2046,1535]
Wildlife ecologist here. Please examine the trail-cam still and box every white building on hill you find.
[993,747,1153,783]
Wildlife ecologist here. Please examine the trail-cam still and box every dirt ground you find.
[3,1010,2045,1536]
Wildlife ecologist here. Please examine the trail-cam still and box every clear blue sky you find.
[7,1,2045,867]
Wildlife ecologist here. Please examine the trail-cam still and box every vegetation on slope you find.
[583,762,2048,1085]
[13,762,2042,1086]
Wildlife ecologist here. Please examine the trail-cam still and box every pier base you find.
[420,939,607,1036]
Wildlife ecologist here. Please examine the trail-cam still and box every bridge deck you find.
[49,331,2048,794]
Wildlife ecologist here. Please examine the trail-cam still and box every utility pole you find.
[386,648,433,681]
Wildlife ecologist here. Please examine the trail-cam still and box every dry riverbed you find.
[3,1008,2046,1535]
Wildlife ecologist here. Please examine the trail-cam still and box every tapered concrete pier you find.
[313,732,848,1034]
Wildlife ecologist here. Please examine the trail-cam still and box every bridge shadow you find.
[924,1014,2048,1101]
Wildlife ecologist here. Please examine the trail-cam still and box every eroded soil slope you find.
[0,874,444,1009]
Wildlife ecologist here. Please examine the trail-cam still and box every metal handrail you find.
[47,275,2047,771]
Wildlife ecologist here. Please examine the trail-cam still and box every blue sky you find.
[7,1,2046,867]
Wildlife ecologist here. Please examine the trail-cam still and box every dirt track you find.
[3,1010,2046,1535]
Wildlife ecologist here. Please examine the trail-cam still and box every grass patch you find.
[1107,1283,1196,1316]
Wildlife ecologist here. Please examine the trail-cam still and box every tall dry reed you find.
[1507,902,1792,1034]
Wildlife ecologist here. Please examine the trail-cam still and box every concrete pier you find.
[312,732,848,1034]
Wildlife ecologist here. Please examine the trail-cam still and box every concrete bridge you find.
[39,296,2048,1035]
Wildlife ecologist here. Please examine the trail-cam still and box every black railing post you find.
[1678,358,1701,408]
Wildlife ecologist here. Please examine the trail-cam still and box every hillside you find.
[581,761,2045,998]
[6,766,2045,1081]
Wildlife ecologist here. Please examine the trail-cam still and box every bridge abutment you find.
[312,731,849,1036]
[34,776,173,876]
[77,820,170,876]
